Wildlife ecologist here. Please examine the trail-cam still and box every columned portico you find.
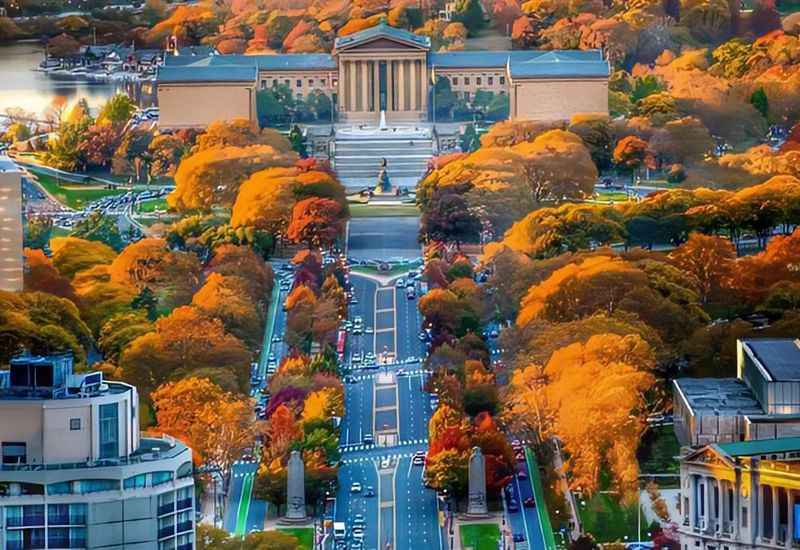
[334,23,430,124]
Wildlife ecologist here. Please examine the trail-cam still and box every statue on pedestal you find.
[466,446,489,517]
[283,450,307,522]
[374,157,393,195]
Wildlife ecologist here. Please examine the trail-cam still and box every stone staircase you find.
[332,135,434,189]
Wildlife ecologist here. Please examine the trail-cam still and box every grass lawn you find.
[349,202,419,218]
[591,191,635,203]
[276,527,313,549]
[459,523,501,550]
[135,197,169,213]
[34,172,126,209]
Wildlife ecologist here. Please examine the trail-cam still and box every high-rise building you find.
[0,156,23,292]
[0,353,195,550]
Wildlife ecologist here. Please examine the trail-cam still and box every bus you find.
[336,330,347,361]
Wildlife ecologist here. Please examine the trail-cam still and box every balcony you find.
[177,498,192,511]
[158,503,175,516]
[158,525,175,539]
[177,521,192,534]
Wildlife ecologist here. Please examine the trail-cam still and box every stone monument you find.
[283,450,307,523]
[466,446,489,517]
[374,157,393,195]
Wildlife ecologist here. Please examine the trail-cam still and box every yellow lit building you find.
[0,156,22,292]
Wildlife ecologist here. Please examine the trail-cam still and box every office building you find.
[0,156,22,292]
[0,353,195,550]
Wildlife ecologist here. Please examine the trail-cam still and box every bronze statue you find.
[375,157,392,195]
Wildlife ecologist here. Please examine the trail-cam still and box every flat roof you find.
[716,436,800,457]
[743,339,800,381]
[674,378,764,416]
[157,65,257,83]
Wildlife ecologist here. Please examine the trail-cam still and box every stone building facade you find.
[156,23,609,129]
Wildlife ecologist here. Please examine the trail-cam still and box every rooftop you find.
[743,338,800,381]
[157,64,257,84]
[674,378,764,416]
[509,50,609,79]
[716,436,800,457]
[334,22,430,51]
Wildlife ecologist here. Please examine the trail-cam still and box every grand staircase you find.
[332,133,434,190]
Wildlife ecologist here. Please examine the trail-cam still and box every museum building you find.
[156,22,610,129]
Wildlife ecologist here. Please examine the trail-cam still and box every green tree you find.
[24,217,53,250]
[433,76,457,120]
[70,212,124,251]
[460,123,479,152]
[453,0,485,36]
[289,124,307,158]
[750,87,769,119]
[97,93,136,127]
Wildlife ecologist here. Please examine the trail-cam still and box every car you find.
[350,482,362,493]
[353,514,365,524]
[523,497,536,508]
[349,296,359,305]
[418,331,428,341]
[490,329,499,338]
[507,499,519,512]
[405,280,415,288]
[268,353,276,362]
[406,287,416,299]
[343,375,356,384]
[517,470,528,480]
[396,369,406,377]
[412,452,425,466]
[364,486,375,497]
[271,335,281,343]
[363,434,373,444]
[380,456,391,469]
[365,326,374,334]
[395,278,405,287]
[513,533,525,543]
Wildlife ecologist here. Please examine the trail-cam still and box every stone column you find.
[702,476,710,531]
[689,475,697,529]
[349,60,357,113]
[284,450,307,522]
[716,477,723,532]
[398,60,406,112]
[466,447,488,517]
[372,60,380,114]
[361,60,369,113]
[774,485,780,543]
[788,489,794,549]
[387,60,394,113]
[734,471,741,539]
[420,58,428,117]
[410,59,418,111]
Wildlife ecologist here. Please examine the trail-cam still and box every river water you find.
[0,41,120,118]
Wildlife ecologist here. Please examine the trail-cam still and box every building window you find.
[308,79,314,86]
[2,442,26,465]
[284,79,290,86]
[741,506,748,527]
[296,79,302,88]
[70,418,81,431]
[321,79,326,86]
[500,76,506,85]
[99,403,118,459]
[464,77,470,85]
[463,91,470,102]
[452,77,458,86]
[488,76,493,85]
[152,471,173,486]
[260,80,267,90]
[124,474,147,489]
[476,77,482,85]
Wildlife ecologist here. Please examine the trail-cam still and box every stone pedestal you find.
[465,446,489,518]
[281,450,307,523]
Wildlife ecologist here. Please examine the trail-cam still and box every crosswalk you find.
[341,449,424,465]
[339,438,429,454]
[346,369,430,382]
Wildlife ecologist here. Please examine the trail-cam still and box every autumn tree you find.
[120,306,251,398]
[668,232,735,303]
[192,273,263,346]
[51,237,117,279]
[287,197,346,249]
[23,248,77,301]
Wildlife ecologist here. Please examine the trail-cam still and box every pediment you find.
[334,23,430,54]
[684,446,736,468]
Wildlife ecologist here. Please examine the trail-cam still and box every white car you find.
[350,482,362,493]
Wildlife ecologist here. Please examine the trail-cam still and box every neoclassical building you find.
[679,437,800,550]
[156,23,610,129]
